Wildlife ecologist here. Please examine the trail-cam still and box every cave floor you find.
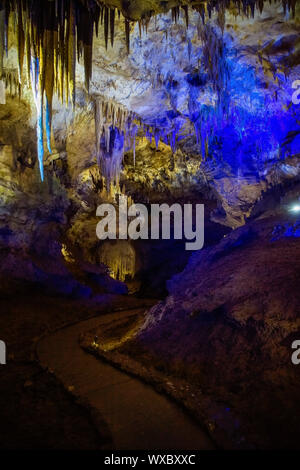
[37,307,214,450]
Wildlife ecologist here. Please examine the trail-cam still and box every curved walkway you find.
[37,308,214,450]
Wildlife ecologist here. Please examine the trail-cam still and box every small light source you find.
[290,204,300,213]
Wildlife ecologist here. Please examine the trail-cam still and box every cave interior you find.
[0,0,300,451]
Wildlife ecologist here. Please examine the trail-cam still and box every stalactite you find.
[154,129,160,149]
[44,29,54,144]
[145,18,150,35]
[0,0,297,183]
[171,6,180,24]
[125,18,130,54]
[0,6,5,74]
[104,6,109,50]
[45,98,52,153]
[133,133,136,166]
[0,0,295,109]
[258,0,264,13]
[78,5,94,93]
[0,67,20,96]
[199,23,229,95]
[95,97,103,167]
[217,5,225,34]
[16,1,24,81]
[83,41,92,92]
[30,56,44,181]
[0,1,110,139]
[182,6,189,28]
[100,4,104,25]
[105,123,110,152]
[188,39,192,62]
[110,8,115,48]
[68,0,76,107]
[94,96,144,187]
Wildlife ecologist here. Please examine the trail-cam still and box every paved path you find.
[37,309,214,450]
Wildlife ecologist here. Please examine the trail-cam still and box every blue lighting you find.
[133,22,300,177]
